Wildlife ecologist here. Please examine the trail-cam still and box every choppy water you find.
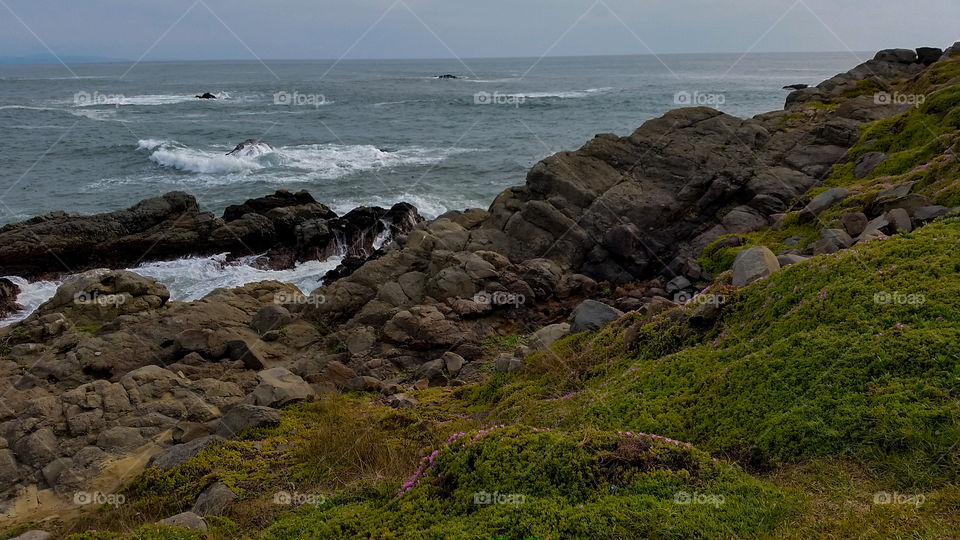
[0,53,864,323]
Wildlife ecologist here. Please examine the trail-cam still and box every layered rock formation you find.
[0,190,421,280]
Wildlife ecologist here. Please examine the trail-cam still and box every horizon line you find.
[0,49,876,65]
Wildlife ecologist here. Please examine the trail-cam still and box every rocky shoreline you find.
[1,43,959,534]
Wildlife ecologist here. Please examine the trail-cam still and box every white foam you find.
[130,253,341,301]
[508,87,615,99]
[142,140,468,178]
[75,93,228,107]
[0,276,61,327]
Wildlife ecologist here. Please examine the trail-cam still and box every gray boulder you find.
[913,205,950,223]
[159,511,208,531]
[732,247,780,287]
[568,300,624,334]
[216,404,281,438]
[192,481,236,516]
[841,212,869,236]
[800,188,851,223]
[149,435,224,471]
[529,323,570,350]
[247,368,315,407]
[813,229,854,255]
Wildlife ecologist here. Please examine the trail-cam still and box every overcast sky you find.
[1,0,958,61]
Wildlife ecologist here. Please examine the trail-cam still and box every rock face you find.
[569,301,624,334]
[0,190,423,280]
[0,278,22,318]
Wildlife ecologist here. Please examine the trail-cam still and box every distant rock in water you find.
[783,84,809,90]
[436,74,458,79]
[226,139,273,157]
[196,92,217,99]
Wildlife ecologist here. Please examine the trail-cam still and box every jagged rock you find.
[0,278,22,318]
[854,152,886,178]
[885,208,913,233]
[251,305,292,335]
[226,340,265,370]
[732,247,780,287]
[0,449,21,486]
[665,276,692,294]
[569,300,624,334]
[149,435,224,471]
[96,426,145,453]
[159,511,208,531]
[12,428,57,468]
[176,329,228,360]
[870,194,933,217]
[193,481,236,516]
[800,188,851,223]
[317,361,357,389]
[247,368,315,407]
[813,229,854,255]
[841,212,869,236]
[382,305,462,350]
[345,376,381,392]
[495,353,524,373]
[914,205,950,223]
[216,404,281,438]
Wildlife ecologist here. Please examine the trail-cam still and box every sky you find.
[1,0,958,61]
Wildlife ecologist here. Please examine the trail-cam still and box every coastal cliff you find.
[2,43,960,538]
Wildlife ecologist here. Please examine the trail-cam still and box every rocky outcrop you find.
[0,190,422,280]
[0,279,21,319]
[2,44,956,527]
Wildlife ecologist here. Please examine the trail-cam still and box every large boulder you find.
[569,300,624,334]
[813,229,853,255]
[192,481,236,516]
[148,435,224,471]
[732,247,780,287]
[215,404,281,437]
[246,368,315,408]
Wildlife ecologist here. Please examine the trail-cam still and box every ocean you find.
[0,52,864,323]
